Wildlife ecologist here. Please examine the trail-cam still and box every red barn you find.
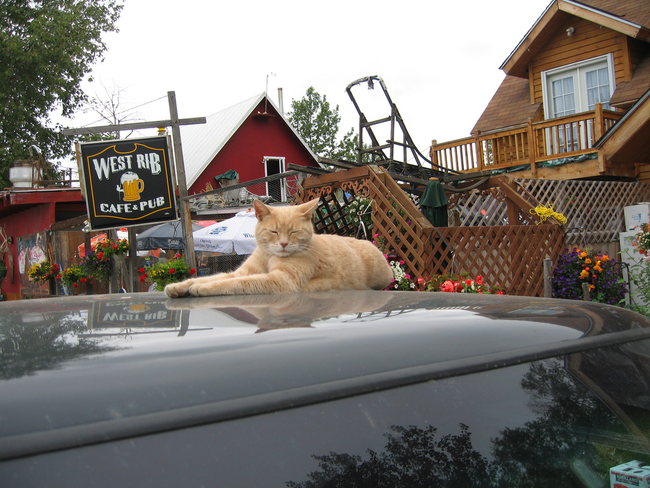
[181,93,320,200]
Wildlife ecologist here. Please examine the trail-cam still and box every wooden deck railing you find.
[431,103,622,176]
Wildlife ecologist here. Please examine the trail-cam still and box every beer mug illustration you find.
[129,304,150,313]
[120,171,145,202]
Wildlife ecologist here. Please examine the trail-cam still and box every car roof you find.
[1,290,649,461]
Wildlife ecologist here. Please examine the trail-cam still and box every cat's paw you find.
[187,282,227,297]
[165,280,192,298]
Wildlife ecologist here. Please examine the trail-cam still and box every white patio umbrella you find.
[193,210,257,255]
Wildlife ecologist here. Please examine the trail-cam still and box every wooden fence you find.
[296,165,564,296]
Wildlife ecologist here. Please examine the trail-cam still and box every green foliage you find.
[287,87,358,161]
[139,254,196,291]
[0,0,123,187]
[622,224,650,315]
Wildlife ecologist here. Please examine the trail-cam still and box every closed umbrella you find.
[137,221,202,250]
[193,210,257,255]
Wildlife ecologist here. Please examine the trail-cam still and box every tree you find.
[0,0,123,187]
[287,87,358,162]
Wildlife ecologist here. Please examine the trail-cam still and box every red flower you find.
[139,274,147,282]
[80,278,87,283]
[190,268,196,275]
[175,254,181,259]
[497,291,504,295]
[97,252,104,260]
[73,283,78,288]
[139,267,145,273]
[169,269,175,274]
[113,245,118,250]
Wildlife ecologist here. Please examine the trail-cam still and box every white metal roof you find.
[180,93,318,188]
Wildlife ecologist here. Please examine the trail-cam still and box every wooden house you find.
[180,92,320,206]
[431,0,650,182]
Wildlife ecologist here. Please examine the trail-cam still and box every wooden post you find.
[594,103,604,140]
[84,231,94,295]
[543,258,553,298]
[128,227,138,292]
[430,140,438,169]
[582,282,590,301]
[168,91,197,271]
[475,131,484,172]
[527,118,537,178]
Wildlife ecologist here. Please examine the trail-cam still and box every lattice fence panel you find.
[515,179,650,244]
[449,179,650,244]
[428,225,565,296]
[297,166,566,295]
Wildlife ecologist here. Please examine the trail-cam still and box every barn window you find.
[263,157,286,202]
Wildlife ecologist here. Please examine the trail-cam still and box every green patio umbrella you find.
[420,179,449,227]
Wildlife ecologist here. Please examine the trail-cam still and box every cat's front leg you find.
[165,273,232,298]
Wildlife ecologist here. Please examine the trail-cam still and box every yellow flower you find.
[589,284,595,291]
[601,255,610,262]
[580,269,590,279]
[579,252,588,259]
[585,258,592,264]
[594,264,602,272]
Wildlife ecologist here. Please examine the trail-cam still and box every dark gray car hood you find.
[1,290,649,460]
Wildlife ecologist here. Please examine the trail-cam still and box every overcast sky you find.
[65,0,551,161]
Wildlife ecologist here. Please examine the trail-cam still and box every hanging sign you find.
[79,137,177,230]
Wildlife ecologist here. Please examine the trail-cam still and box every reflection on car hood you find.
[0,290,649,461]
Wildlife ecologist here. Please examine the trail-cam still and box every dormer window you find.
[542,54,614,119]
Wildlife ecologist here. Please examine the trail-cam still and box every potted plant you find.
[27,260,58,284]
[59,264,91,291]
[139,254,196,291]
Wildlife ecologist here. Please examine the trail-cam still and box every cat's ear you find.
[253,199,271,221]
[298,198,320,218]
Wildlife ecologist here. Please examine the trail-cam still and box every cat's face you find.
[254,199,318,257]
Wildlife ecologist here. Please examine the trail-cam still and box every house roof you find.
[472,76,542,134]
[180,93,318,188]
[501,0,650,79]
[596,87,650,165]
[609,52,650,108]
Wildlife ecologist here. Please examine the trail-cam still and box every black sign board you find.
[79,137,177,230]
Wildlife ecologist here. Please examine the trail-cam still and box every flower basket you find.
[28,260,59,284]
[139,254,196,291]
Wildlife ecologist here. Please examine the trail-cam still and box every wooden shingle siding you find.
[637,163,650,183]
[531,17,627,105]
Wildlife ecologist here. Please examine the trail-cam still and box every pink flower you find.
[405,274,411,279]
[417,277,424,284]
[440,280,455,293]
[399,260,405,265]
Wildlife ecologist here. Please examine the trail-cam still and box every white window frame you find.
[262,156,286,202]
[541,54,615,153]
[541,54,615,119]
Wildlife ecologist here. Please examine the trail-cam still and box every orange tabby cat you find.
[165,198,394,298]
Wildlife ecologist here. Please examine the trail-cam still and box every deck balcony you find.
[430,103,630,180]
